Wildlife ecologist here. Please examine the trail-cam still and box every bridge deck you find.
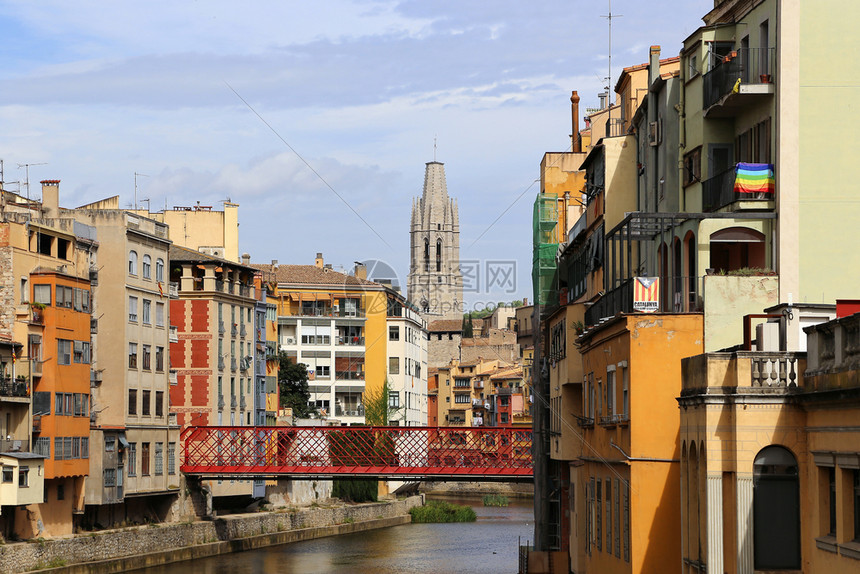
[181,426,533,479]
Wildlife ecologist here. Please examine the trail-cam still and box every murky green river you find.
[132,496,532,574]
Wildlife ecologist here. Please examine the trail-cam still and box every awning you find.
[118,434,130,449]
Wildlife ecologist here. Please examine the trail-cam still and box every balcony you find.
[0,438,29,453]
[0,378,29,399]
[703,47,775,116]
[336,336,365,346]
[681,351,805,396]
[332,308,366,318]
[300,306,332,318]
[219,320,226,335]
[231,395,237,410]
[168,370,178,385]
[231,324,238,337]
[32,416,41,434]
[473,380,484,389]
[703,165,775,212]
[168,282,179,299]
[218,394,225,410]
[218,357,225,371]
[335,405,365,417]
[239,395,247,410]
[169,326,178,343]
[240,324,247,338]
[336,371,365,381]
[31,359,43,378]
[231,358,237,372]
[239,284,251,298]
[585,279,634,327]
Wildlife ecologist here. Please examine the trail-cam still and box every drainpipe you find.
[678,49,687,212]
[649,46,660,212]
[610,438,679,463]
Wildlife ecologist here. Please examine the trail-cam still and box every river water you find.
[135,496,532,574]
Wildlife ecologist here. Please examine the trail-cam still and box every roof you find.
[0,452,46,460]
[490,366,523,380]
[251,263,380,288]
[428,319,463,333]
[169,244,257,272]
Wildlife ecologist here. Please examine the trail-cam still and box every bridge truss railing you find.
[180,426,533,480]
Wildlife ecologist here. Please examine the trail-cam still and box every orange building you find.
[427,368,439,427]
[24,271,92,536]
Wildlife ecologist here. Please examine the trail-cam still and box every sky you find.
[0,0,712,312]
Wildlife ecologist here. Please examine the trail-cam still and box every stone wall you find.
[0,496,423,574]
[428,333,461,368]
[421,481,533,498]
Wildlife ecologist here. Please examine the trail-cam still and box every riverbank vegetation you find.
[409,501,477,523]
[482,494,509,507]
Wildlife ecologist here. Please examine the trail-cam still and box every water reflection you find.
[137,497,532,574]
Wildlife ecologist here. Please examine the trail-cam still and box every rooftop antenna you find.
[601,0,622,132]
[433,135,437,162]
[17,162,48,218]
[134,172,149,211]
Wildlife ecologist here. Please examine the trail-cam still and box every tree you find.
[277,352,316,418]
[363,377,399,425]
[462,314,474,338]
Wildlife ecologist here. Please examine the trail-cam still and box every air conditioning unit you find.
[648,121,661,146]
[286,337,296,345]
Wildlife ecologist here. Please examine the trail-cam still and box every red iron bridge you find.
[181,426,533,481]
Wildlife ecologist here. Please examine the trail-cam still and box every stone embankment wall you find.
[0,496,423,574]
[421,481,533,498]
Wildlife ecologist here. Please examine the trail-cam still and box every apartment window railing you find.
[336,336,365,346]
[336,370,365,381]
[703,165,775,212]
[703,47,776,109]
[0,378,29,398]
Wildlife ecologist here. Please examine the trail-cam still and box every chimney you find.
[649,45,661,87]
[41,180,60,219]
[598,92,608,110]
[570,91,581,153]
[523,297,528,306]
[241,253,250,265]
[354,262,367,280]
[315,252,324,268]
[270,259,278,272]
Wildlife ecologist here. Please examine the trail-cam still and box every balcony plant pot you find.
[760,74,772,83]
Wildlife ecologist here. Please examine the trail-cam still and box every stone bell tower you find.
[407,161,463,320]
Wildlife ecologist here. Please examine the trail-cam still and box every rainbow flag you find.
[734,163,774,194]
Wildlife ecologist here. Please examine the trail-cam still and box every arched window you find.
[142,254,152,279]
[424,238,430,271]
[128,250,138,275]
[753,446,800,569]
[709,227,766,273]
[436,239,442,272]
[156,258,165,282]
[684,231,696,311]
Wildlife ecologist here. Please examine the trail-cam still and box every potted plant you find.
[30,302,46,322]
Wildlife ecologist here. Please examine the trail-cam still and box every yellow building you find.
[253,254,388,423]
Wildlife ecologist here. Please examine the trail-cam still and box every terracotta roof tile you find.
[428,319,463,332]
[250,263,380,287]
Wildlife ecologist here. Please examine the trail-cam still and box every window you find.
[500,412,509,424]
[686,51,698,79]
[155,346,164,371]
[81,438,89,458]
[104,468,116,487]
[128,443,137,476]
[168,442,176,475]
[623,482,630,562]
[142,299,151,325]
[57,484,65,501]
[56,285,73,308]
[683,147,701,187]
[34,392,50,416]
[33,284,51,305]
[156,258,164,282]
[129,343,138,368]
[74,393,88,417]
[142,254,151,279]
[57,339,72,365]
[155,391,164,417]
[854,470,860,542]
[105,435,116,453]
[155,442,163,475]
[129,296,138,322]
[454,394,470,404]
[753,446,800,569]
[54,437,63,459]
[18,466,28,487]
[1,466,12,483]
[142,443,151,475]
[606,367,616,418]
[156,302,165,327]
[128,389,137,415]
[34,437,50,458]
[73,341,90,364]
[128,251,138,275]
[142,390,151,416]
[621,363,629,420]
[596,479,602,551]
[142,345,151,370]
[389,326,400,341]
[389,357,400,375]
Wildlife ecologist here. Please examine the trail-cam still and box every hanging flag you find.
[157,281,164,297]
[633,277,660,313]
[734,163,775,195]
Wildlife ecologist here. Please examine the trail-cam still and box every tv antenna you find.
[134,172,149,211]
[17,162,48,215]
[601,1,623,130]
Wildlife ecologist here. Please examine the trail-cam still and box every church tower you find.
[408,161,463,320]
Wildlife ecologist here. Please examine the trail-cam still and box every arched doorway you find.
[753,446,800,569]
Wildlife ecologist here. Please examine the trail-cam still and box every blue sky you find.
[0,0,711,311]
